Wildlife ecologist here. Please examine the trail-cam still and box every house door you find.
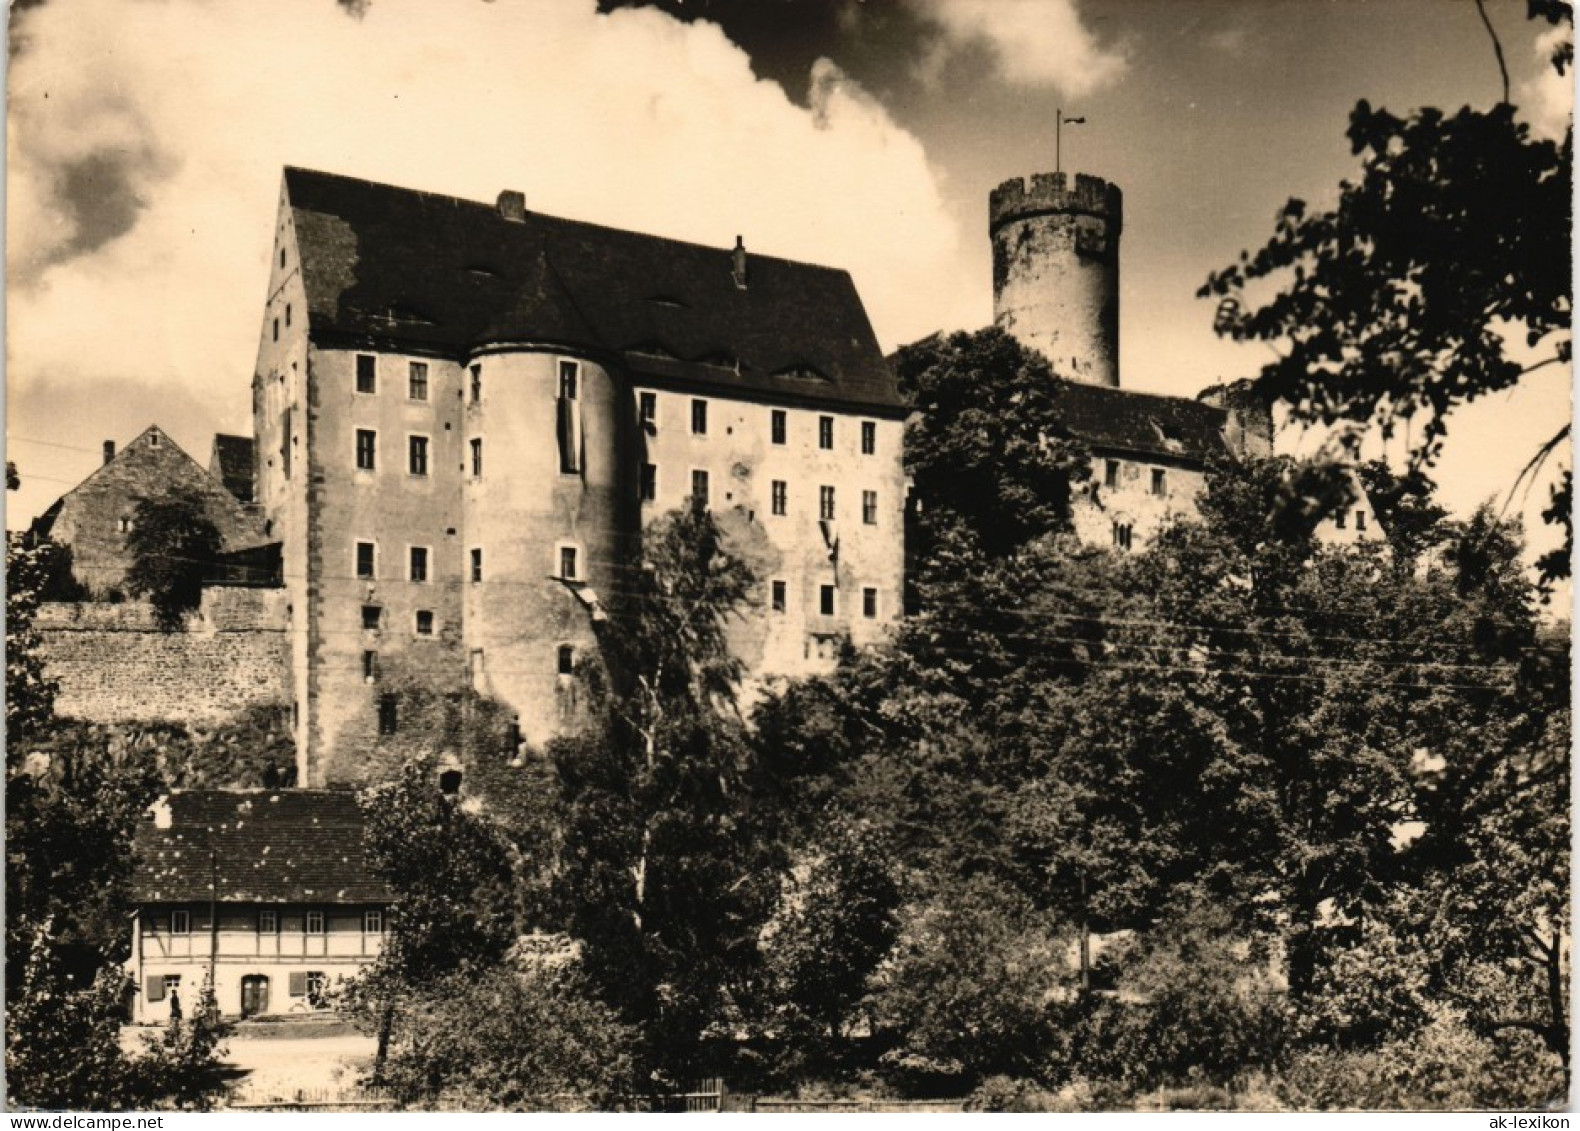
[241,975,269,1018]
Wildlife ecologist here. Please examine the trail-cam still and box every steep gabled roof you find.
[210,434,255,502]
[1052,380,1231,464]
[283,167,905,414]
[131,790,391,904]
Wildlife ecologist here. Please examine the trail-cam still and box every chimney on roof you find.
[497,190,526,223]
[103,440,115,465]
[731,235,748,289]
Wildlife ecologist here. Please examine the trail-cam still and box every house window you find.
[1356,510,1367,531]
[470,548,483,583]
[771,479,787,516]
[356,429,377,471]
[691,469,710,510]
[863,587,878,618]
[1113,522,1133,552]
[639,391,657,427]
[1151,468,1166,497]
[364,910,383,934]
[861,421,876,455]
[171,910,191,935]
[558,361,582,474]
[470,438,483,477]
[306,971,328,1006]
[862,490,878,525]
[557,645,575,675]
[356,354,377,394]
[408,435,429,477]
[356,542,376,580]
[408,361,428,401]
[259,910,277,935]
[771,580,787,613]
[117,516,132,534]
[818,416,834,450]
[819,485,836,521]
[410,546,428,583]
[470,364,482,402]
[378,693,398,735]
[363,650,379,682]
[1105,459,1120,489]
[640,462,657,502]
[559,545,579,581]
[361,605,382,632]
[164,974,182,996]
[305,910,326,935]
[819,585,836,616]
[771,409,787,445]
[415,610,434,636]
[691,399,708,435]
[148,432,160,448]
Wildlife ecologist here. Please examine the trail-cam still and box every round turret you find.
[989,172,1122,387]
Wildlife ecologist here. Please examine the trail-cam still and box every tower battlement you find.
[989,172,1123,236]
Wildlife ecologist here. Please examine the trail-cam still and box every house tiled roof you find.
[211,434,255,502]
[1052,380,1231,464]
[131,790,391,904]
[284,167,905,415]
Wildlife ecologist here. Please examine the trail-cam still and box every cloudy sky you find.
[5,0,1572,566]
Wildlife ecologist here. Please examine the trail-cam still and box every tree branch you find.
[1473,0,1513,104]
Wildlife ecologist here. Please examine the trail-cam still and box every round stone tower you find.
[989,171,1122,387]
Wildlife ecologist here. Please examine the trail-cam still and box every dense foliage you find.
[123,486,224,628]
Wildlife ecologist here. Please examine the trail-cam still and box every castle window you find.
[771,480,787,516]
[1336,510,1348,529]
[862,490,878,525]
[470,548,483,583]
[640,462,657,502]
[409,546,428,583]
[691,469,710,510]
[1105,460,1120,489]
[559,359,580,400]
[469,648,485,690]
[471,438,483,477]
[363,650,380,682]
[362,605,382,632]
[818,416,834,450]
[819,585,836,617]
[258,910,277,935]
[356,354,377,394]
[861,421,876,455]
[771,409,787,445]
[1113,522,1133,552]
[819,485,836,521]
[558,361,582,474]
[691,399,708,436]
[356,429,377,471]
[415,610,434,636]
[279,247,286,269]
[863,587,878,619]
[285,304,292,328]
[771,579,787,613]
[557,645,575,675]
[408,435,429,477]
[306,910,326,935]
[377,694,398,736]
[639,391,657,428]
[559,545,579,581]
[440,769,463,795]
[364,910,383,934]
[470,364,482,403]
[1151,469,1166,497]
[356,542,376,579]
[1356,510,1366,531]
[408,361,429,401]
[273,318,279,342]
[117,516,132,534]
[171,910,191,936]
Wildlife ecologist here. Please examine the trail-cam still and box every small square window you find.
[361,605,382,632]
[771,409,787,445]
[470,364,482,403]
[818,416,834,450]
[364,909,383,934]
[560,545,579,580]
[356,542,376,580]
[171,910,191,935]
[305,910,326,935]
[164,973,182,995]
[415,610,434,636]
[363,650,379,681]
[1151,469,1166,497]
[641,463,657,502]
[639,391,657,426]
[771,580,787,613]
[863,587,878,618]
[356,429,377,471]
[378,693,398,736]
[259,910,278,934]
[557,644,575,675]
[356,354,377,394]
[409,435,429,476]
[470,548,483,583]
[408,361,429,401]
[692,469,710,509]
[819,585,836,617]
[862,490,878,525]
[691,399,708,435]
[819,485,836,521]
[771,479,787,516]
[861,421,876,455]
[410,546,428,583]
[1105,460,1120,489]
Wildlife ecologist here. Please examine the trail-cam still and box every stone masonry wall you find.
[36,588,289,725]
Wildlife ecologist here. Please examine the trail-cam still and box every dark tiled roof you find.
[285,167,905,414]
[131,790,390,904]
[211,434,255,502]
[1052,380,1230,464]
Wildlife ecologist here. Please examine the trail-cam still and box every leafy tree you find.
[123,486,224,629]
[7,533,61,745]
[1354,460,1452,567]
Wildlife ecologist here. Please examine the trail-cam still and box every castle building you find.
[254,169,908,786]
[988,170,1383,553]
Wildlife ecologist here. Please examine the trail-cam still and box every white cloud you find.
[6,0,966,524]
[906,0,1126,94]
[1516,25,1574,141]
